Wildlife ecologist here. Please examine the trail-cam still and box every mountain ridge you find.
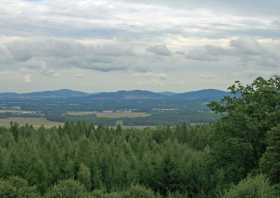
[0,89,229,101]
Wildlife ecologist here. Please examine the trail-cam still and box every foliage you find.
[122,185,159,198]
[45,179,86,198]
[221,175,278,198]
[260,125,280,184]
[0,176,40,198]
[0,122,215,197]
[209,76,280,183]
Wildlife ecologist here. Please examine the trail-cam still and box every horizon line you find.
[0,88,228,95]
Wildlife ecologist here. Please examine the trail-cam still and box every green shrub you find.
[0,176,40,198]
[222,175,278,198]
[45,179,86,198]
[123,185,158,198]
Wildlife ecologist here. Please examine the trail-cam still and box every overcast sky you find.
[0,0,279,92]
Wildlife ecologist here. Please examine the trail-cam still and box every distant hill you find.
[88,90,165,100]
[172,89,230,101]
[0,92,20,98]
[0,89,230,125]
[0,89,229,101]
[87,89,229,101]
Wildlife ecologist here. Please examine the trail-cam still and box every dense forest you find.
[0,76,279,197]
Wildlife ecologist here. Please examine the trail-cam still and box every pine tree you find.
[77,163,92,191]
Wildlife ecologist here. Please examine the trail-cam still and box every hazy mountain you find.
[0,92,20,98]
[0,89,229,101]
[88,90,165,100]
[159,92,177,96]
[172,89,229,101]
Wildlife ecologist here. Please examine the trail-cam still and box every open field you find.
[95,112,150,118]
[0,117,63,128]
[66,111,151,119]
[65,111,96,116]
[0,109,37,114]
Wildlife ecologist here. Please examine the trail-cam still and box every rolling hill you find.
[0,89,229,125]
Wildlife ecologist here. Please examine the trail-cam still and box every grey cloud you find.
[147,45,171,56]
[1,0,279,44]
[0,38,174,74]
[121,0,280,17]
[0,38,138,73]
[185,38,280,68]
[6,39,135,60]
[230,39,263,56]
[185,47,220,62]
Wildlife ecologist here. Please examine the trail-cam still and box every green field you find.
[0,117,63,128]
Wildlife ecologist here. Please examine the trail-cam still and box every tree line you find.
[0,76,279,197]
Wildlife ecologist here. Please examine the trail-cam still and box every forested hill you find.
[0,89,229,125]
[0,89,229,100]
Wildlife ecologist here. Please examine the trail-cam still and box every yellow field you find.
[65,111,96,116]
[0,117,63,128]
[95,112,150,119]
[65,111,150,119]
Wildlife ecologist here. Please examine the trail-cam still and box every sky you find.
[0,0,280,92]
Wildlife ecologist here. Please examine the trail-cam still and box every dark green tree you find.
[77,163,92,191]
[209,76,280,183]
[260,125,280,184]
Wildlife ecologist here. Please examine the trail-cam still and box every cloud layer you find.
[0,0,279,92]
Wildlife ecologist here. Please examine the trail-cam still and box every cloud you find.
[184,47,220,62]
[0,0,279,91]
[1,0,279,41]
[0,38,141,73]
[133,72,167,80]
[199,74,217,80]
[147,45,171,56]
[23,74,32,83]
[230,38,263,55]
[185,38,280,68]
[121,0,280,17]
